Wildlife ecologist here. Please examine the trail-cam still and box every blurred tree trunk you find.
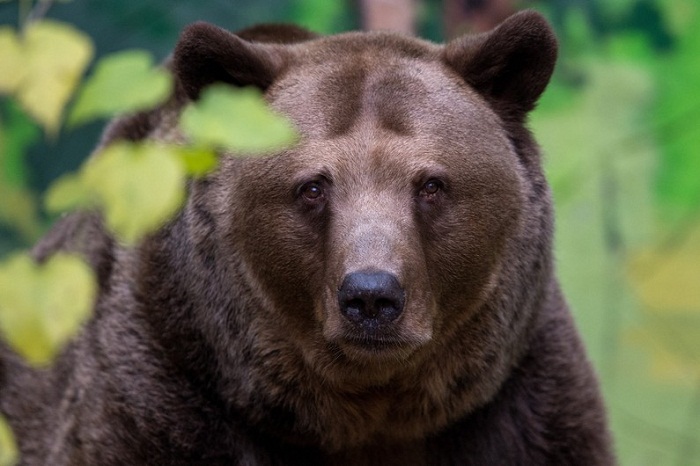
[443,0,518,39]
[359,0,417,34]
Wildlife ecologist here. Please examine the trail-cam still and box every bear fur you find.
[0,10,615,465]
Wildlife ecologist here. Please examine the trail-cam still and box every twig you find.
[23,0,55,26]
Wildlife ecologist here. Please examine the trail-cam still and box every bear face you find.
[223,49,527,381]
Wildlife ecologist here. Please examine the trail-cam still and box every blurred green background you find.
[1,0,699,464]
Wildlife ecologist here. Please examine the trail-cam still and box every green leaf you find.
[0,100,41,188]
[46,141,186,244]
[0,102,43,242]
[290,0,345,34]
[0,183,42,243]
[83,142,186,243]
[0,415,17,466]
[18,20,94,135]
[44,172,93,214]
[45,141,188,244]
[0,253,96,366]
[175,146,218,177]
[654,10,700,227]
[181,85,297,155]
[0,26,25,94]
[69,50,172,126]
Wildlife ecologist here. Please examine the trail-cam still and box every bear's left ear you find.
[173,22,292,100]
[442,10,557,121]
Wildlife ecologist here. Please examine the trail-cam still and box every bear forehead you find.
[269,44,498,142]
[296,30,440,63]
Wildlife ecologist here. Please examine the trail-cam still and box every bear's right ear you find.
[173,22,291,100]
[442,10,557,121]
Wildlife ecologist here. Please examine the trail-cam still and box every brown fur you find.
[0,11,614,465]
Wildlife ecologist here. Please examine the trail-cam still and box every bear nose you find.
[338,271,405,326]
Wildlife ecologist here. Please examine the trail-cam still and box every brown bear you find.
[0,10,614,465]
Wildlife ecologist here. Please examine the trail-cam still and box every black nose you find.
[338,271,405,327]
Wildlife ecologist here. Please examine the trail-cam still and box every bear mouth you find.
[344,336,405,350]
[336,335,419,361]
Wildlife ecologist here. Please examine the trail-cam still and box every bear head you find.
[153,10,557,447]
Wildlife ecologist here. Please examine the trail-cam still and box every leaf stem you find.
[18,0,32,29]
[26,0,55,24]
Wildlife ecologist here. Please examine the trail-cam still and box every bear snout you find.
[337,270,405,330]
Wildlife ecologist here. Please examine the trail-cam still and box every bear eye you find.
[299,181,325,202]
[419,179,443,198]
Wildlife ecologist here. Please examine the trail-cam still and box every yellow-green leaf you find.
[44,141,188,244]
[18,20,93,135]
[69,50,172,126]
[0,26,25,94]
[44,172,93,214]
[82,142,186,244]
[0,253,96,366]
[175,146,218,177]
[0,415,17,466]
[181,85,297,155]
[627,223,700,311]
[0,183,42,243]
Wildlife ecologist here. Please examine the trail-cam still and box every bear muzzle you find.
[337,270,405,332]
[331,269,432,360]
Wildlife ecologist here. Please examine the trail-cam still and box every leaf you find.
[84,142,186,243]
[45,142,187,244]
[654,9,700,227]
[0,102,43,242]
[290,0,345,34]
[0,183,42,243]
[69,50,173,126]
[0,26,25,94]
[0,253,96,366]
[0,101,41,188]
[627,222,700,311]
[44,172,93,213]
[17,20,93,135]
[0,415,17,466]
[181,85,298,155]
[174,146,218,177]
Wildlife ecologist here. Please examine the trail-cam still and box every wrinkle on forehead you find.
[314,65,366,136]
[366,71,428,136]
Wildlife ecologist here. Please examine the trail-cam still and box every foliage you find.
[288,0,350,34]
[653,2,700,228]
[0,16,297,359]
[0,417,16,466]
[0,20,93,135]
[69,50,172,127]
[532,0,700,463]
[0,4,298,462]
[46,141,188,244]
[0,253,95,365]
[181,85,297,154]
